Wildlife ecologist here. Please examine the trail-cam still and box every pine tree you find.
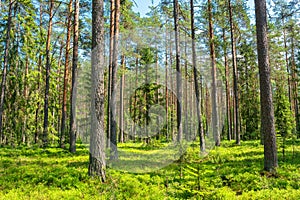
[255,0,278,172]
[0,0,13,144]
[69,0,79,153]
[208,0,220,146]
[89,0,106,181]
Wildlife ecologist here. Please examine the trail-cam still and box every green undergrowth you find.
[0,140,300,199]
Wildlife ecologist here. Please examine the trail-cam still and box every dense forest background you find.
[0,0,299,150]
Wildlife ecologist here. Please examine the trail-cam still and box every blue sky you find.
[132,0,160,16]
[133,0,255,17]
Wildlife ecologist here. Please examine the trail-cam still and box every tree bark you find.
[165,28,169,141]
[173,0,182,142]
[118,55,125,143]
[290,28,299,137]
[208,0,220,146]
[283,19,292,112]
[184,34,188,140]
[222,28,232,141]
[61,0,73,148]
[0,0,13,144]
[22,57,29,144]
[255,0,278,172]
[191,0,205,151]
[89,0,106,181]
[228,0,240,145]
[109,0,120,160]
[35,3,44,144]
[69,0,79,153]
[107,0,115,148]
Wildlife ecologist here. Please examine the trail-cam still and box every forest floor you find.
[1,140,300,199]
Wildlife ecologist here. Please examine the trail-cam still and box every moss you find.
[0,141,300,199]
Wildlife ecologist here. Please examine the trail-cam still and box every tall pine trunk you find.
[118,55,125,143]
[69,0,79,153]
[165,28,169,141]
[254,0,278,172]
[35,3,44,144]
[173,0,182,142]
[110,0,120,160]
[222,28,232,141]
[283,19,292,112]
[208,0,220,146]
[107,0,115,148]
[228,0,240,145]
[61,0,73,148]
[184,34,188,140]
[0,0,13,144]
[89,0,106,181]
[290,31,300,137]
[191,0,205,151]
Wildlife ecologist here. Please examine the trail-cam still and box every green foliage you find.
[129,83,163,126]
[275,84,294,138]
[1,141,300,199]
[238,40,261,140]
[139,47,156,66]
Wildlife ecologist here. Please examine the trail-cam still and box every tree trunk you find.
[290,29,300,138]
[169,30,174,141]
[89,0,106,182]
[205,85,210,136]
[222,28,232,141]
[35,3,44,144]
[228,0,240,145]
[118,55,125,143]
[208,0,220,146]
[283,19,292,112]
[254,0,278,172]
[184,34,188,140]
[132,56,139,142]
[56,44,64,143]
[69,0,79,153]
[173,0,182,142]
[107,0,115,148]
[22,57,29,144]
[155,44,160,140]
[191,0,205,151]
[0,0,13,144]
[165,28,169,141]
[109,0,120,160]
[35,55,42,144]
[61,0,73,148]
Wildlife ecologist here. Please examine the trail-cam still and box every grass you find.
[0,140,300,199]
